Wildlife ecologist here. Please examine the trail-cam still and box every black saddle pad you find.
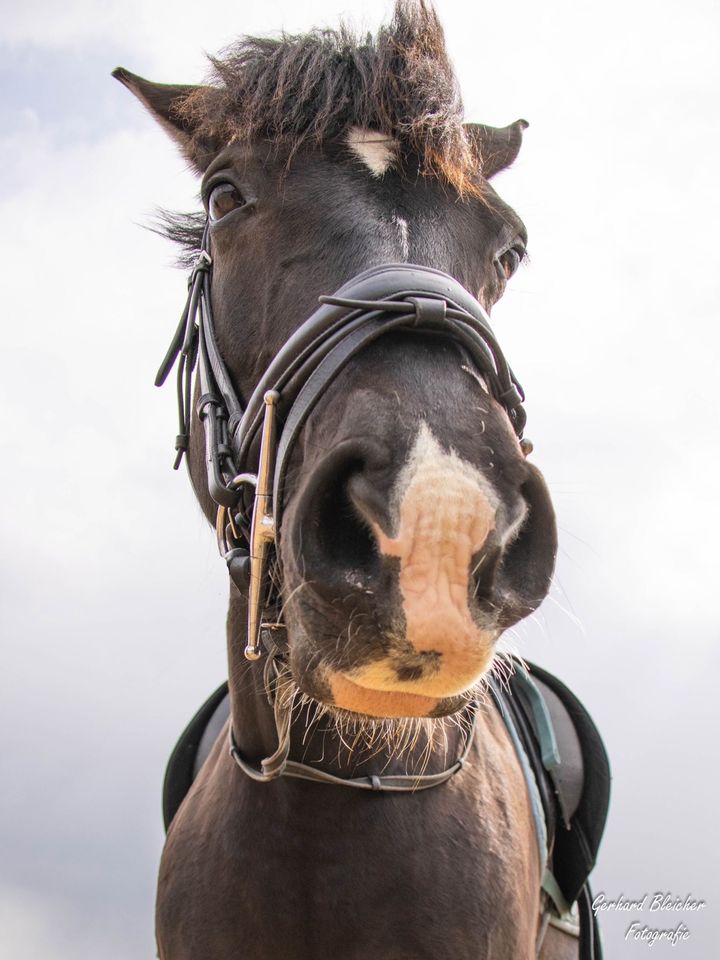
[525,661,611,906]
[162,681,229,831]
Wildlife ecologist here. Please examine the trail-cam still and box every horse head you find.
[116,1,557,722]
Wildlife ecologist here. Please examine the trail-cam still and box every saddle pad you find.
[162,682,229,831]
[522,661,611,907]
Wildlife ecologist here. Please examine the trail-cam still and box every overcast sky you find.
[1,1,719,957]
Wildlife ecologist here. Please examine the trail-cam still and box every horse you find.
[115,3,607,957]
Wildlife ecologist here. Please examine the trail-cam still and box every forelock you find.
[178,0,482,196]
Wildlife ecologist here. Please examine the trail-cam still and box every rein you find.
[157,223,528,662]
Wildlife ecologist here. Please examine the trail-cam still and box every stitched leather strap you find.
[228,694,479,792]
[272,311,412,517]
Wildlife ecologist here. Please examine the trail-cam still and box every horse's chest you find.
[156,751,540,960]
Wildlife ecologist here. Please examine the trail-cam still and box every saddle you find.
[163,659,610,960]
[497,662,611,959]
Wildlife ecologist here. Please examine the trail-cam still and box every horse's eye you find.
[496,244,525,281]
[208,182,245,222]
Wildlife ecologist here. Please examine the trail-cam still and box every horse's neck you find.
[225,592,467,779]
[225,593,279,760]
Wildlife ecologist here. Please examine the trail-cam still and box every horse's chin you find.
[289,651,472,719]
[323,671,439,718]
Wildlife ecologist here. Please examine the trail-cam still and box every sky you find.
[1,0,719,957]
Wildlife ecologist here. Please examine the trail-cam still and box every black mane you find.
[180,1,478,194]
[152,210,205,267]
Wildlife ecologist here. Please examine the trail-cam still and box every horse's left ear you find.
[112,67,217,172]
[465,119,529,179]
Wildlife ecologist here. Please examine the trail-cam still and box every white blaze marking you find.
[351,424,502,698]
[392,213,410,259]
[346,126,398,177]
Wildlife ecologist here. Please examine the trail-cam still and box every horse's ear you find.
[112,67,216,172]
[465,119,529,179]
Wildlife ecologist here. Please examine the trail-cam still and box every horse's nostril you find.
[470,542,503,612]
[489,466,558,626]
[288,438,394,595]
[346,472,392,537]
[305,467,379,579]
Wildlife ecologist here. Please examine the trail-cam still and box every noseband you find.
[157,224,527,661]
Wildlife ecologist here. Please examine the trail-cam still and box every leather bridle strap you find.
[229,721,477,791]
[156,227,247,508]
[271,311,414,515]
[227,644,480,791]
[270,295,522,523]
[234,278,527,492]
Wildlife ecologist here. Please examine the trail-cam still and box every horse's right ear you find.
[112,67,216,172]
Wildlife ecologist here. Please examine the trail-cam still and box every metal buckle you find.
[188,249,212,288]
[215,473,257,556]
[214,400,280,663]
[215,473,257,560]
[244,390,280,661]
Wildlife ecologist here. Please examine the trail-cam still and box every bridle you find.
[157,223,528,661]
[157,223,530,790]
[156,223,530,789]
